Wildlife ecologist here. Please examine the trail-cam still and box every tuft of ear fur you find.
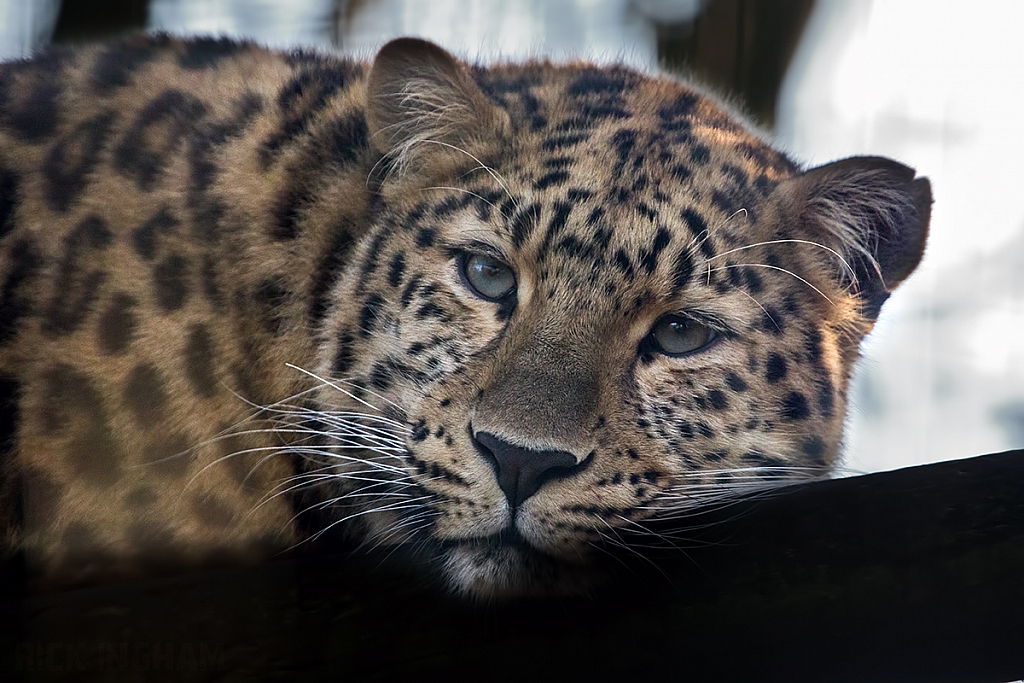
[776,156,932,318]
[366,38,510,184]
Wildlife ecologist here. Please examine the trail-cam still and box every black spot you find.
[690,145,710,165]
[358,294,384,336]
[416,227,436,248]
[534,170,569,190]
[510,203,541,248]
[721,163,748,187]
[742,450,786,469]
[708,390,729,410]
[368,362,392,390]
[613,249,634,279]
[271,185,309,240]
[123,363,168,427]
[610,129,637,159]
[43,110,117,213]
[567,188,593,203]
[639,227,671,273]
[710,189,737,215]
[178,36,245,70]
[541,133,589,152]
[433,196,464,219]
[697,422,715,438]
[132,207,179,261]
[743,267,763,293]
[114,90,207,191]
[568,70,630,97]
[388,252,407,288]
[400,276,422,308]
[671,248,693,293]
[96,293,137,355]
[801,436,828,465]
[410,419,429,442]
[543,201,573,244]
[1,75,60,143]
[545,156,574,169]
[42,216,113,337]
[309,228,355,323]
[153,253,190,312]
[332,331,356,375]
[92,40,157,94]
[258,64,351,166]
[761,307,784,334]
[0,240,40,346]
[323,111,369,167]
[416,301,446,321]
[187,91,264,201]
[765,353,788,383]
[782,392,810,421]
[726,372,748,392]
[184,324,217,398]
[679,207,707,238]
[658,93,698,127]
[190,200,225,244]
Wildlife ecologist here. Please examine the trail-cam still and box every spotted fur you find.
[0,35,930,596]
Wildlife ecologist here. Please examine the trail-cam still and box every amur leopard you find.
[0,34,930,597]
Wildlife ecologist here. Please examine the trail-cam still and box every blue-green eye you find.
[459,253,516,301]
[648,315,715,356]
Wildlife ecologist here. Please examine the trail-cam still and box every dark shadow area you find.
[3,449,1023,682]
[657,0,817,127]
[52,0,149,44]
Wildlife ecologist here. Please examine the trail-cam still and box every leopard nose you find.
[473,432,578,508]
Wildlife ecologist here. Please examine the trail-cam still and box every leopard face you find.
[0,36,930,597]
[307,40,931,595]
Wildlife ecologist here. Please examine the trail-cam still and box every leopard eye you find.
[648,315,716,356]
[459,252,516,301]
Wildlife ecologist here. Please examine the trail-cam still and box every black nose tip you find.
[473,432,578,508]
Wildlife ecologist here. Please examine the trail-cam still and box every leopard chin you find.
[439,533,599,599]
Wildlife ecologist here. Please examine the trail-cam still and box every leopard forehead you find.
[371,63,800,322]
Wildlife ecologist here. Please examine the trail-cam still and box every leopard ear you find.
[366,37,509,182]
[775,156,932,318]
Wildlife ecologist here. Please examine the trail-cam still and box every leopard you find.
[0,33,930,598]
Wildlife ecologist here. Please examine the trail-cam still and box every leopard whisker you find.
[708,263,836,306]
[285,362,404,413]
[420,186,498,210]
[708,238,857,282]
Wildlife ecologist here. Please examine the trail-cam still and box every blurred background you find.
[3,0,1023,475]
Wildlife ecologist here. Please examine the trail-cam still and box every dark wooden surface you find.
[3,449,1024,682]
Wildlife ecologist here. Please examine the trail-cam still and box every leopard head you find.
[313,39,931,596]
